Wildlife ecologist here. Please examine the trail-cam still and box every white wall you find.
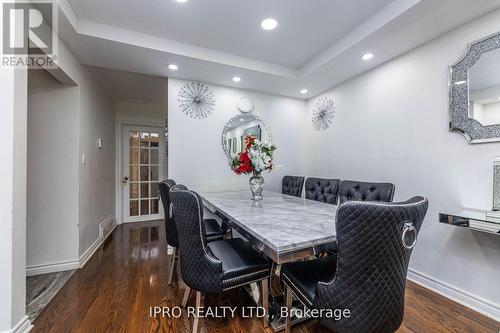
[471,102,485,123]
[77,67,116,256]
[54,34,116,258]
[27,69,79,267]
[25,34,116,265]
[116,100,167,124]
[168,78,307,193]
[305,9,500,318]
[0,66,28,331]
[475,101,500,126]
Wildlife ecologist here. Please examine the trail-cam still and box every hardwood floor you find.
[32,221,500,333]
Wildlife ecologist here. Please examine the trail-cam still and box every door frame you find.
[115,120,167,224]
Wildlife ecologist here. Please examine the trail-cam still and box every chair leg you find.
[261,278,269,327]
[224,228,233,239]
[192,291,204,333]
[181,286,191,308]
[177,254,186,290]
[168,248,177,285]
[285,285,293,333]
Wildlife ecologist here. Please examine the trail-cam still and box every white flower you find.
[244,140,276,173]
[247,147,271,172]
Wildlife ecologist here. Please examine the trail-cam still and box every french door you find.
[122,125,165,223]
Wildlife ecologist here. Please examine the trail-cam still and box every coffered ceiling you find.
[67,0,394,69]
[54,0,500,99]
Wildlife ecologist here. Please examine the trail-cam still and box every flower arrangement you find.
[230,136,276,176]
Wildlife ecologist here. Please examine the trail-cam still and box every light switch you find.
[97,138,102,149]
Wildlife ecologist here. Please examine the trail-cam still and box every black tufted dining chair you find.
[305,178,340,204]
[281,197,428,333]
[170,188,272,333]
[338,180,395,204]
[304,178,340,256]
[158,180,225,285]
[158,180,178,247]
[282,175,305,197]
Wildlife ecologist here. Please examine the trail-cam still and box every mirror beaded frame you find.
[449,31,500,144]
[221,114,272,158]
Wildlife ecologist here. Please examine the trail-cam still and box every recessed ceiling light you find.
[454,80,467,85]
[362,53,374,61]
[232,76,241,82]
[497,97,500,100]
[168,64,178,70]
[261,18,278,31]
[240,118,244,122]
[300,89,308,94]
[176,0,188,3]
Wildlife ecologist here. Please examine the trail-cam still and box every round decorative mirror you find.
[222,114,272,158]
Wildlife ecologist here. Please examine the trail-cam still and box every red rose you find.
[235,161,253,175]
[245,136,256,150]
[239,151,251,164]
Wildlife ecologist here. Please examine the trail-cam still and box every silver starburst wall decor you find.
[178,81,215,119]
[312,97,335,131]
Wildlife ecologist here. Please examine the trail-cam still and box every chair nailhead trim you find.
[223,276,268,291]
[185,191,221,265]
[223,269,270,283]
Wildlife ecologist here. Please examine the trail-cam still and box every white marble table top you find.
[199,190,337,260]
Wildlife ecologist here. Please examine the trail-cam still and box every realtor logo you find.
[1,0,58,68]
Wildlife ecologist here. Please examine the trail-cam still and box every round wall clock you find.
[237,96,255,113]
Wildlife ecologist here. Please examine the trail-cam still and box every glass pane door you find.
[124,127,163,222]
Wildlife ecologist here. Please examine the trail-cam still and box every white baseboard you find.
[26,259,79,276]
[79,215,116,268]
[26,216,116,276]
[408,268,500,322]
[120,217,162,224]
[0,315,33,333]
[78,234,102,268]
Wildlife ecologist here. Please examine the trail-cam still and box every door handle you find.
[122,176,129,185]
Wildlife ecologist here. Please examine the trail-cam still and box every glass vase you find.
[249,174,264,201]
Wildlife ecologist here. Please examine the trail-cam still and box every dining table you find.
[199,190,338,331]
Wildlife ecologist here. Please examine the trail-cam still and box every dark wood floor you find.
[32,221,500,333]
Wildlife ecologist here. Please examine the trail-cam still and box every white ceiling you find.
[66,0,393,68]
[55,0,500,99]
[89,67,168,104]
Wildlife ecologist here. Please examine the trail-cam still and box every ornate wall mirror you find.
[449,32,500,143]
[222,114,272,158]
